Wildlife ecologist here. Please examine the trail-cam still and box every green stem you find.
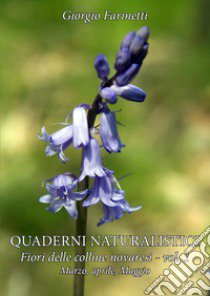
[73,177,88,296]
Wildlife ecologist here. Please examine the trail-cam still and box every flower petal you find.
[79,138,106,181]
[64,201,78,219]
[71,189,88,201]
[111,190,125,201]
[38,125,73,163]
[73,107,89,149]
[97,204,123,226]
[100,112,125,153]
[45,145,57,156]
[118,199,142,212]
[83,195,100,207]
[99,176,117,207]
[50,125,73,146]
[47,199,63,213]
[39,194,52,204]
[52,174,78,188]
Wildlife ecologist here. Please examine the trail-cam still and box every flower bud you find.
[94,54,110,80]
[115,47,131,72]
[111,84,146,103]
[121,31,136,48]
[137,26,150,42]
[115,63,140,86]
[101,87,118,104]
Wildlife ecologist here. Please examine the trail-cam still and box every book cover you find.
[2,1,210,295]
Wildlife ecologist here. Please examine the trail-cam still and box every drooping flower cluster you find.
[39,26,149,226]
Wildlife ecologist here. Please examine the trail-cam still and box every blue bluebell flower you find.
[38,125,73,163]
[100,111,125,153]
[38,106,89,162]
[72,106,89,149]
[39,173,88,218]
[83,171,141,226]
[79,137,106,181]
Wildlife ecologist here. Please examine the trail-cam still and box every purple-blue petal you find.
[39,194,52,204]
[45,145,57,156]
[83,195,100,207]
[64,201,78,219]
[50,125,73,146]
[47,199,63,213]
[97,204,124,226]
[71,189,88,201]
[100,112,125,153]
[52,174,77,187]
[79,137,106,181]
[117,199,142,212]
[72,107,89,149]
[111,190,125,201]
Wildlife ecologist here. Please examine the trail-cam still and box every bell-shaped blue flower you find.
[39,173,88,218]
[72,106,89,149]
[100,111,125,153]
[79,137,106,181]
[83,171,141,226]
[39,105,89,162]
[38,125,73,163]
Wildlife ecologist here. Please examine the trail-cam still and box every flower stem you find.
[73,93,102,296]
[73,177,88,296]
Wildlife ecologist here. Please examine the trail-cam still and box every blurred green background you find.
[1,0,210,295]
